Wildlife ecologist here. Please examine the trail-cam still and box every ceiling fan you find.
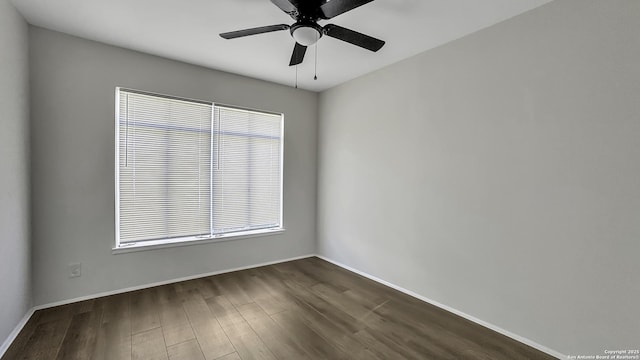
[219,0,385,66]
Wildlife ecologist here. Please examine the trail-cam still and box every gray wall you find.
[29,27,318,306]
[0,0,31,346]
[318,0,640,355]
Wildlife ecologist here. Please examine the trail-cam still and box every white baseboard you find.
[0,308,35,359]
[316,255,566,360]
[34,254,316,311]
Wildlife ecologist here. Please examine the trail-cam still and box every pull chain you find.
[314,34,318,80]
[295,64,298,88]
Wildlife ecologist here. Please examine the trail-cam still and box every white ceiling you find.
[11,0,552,92]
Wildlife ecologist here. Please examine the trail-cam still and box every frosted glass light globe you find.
[292,26,320,46]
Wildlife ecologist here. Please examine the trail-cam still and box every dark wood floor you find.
[3,257,556,360]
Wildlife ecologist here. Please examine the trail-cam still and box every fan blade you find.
[270,0,299,17]
[323,24,384,51]
[289,42,307,66]
[320,0,374,19]
[220,24,289,39]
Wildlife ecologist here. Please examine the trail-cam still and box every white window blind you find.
[213,106,283,234]
[117,90,212,243]
[115,88,283,248]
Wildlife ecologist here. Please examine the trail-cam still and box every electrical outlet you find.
[69,263,81,278]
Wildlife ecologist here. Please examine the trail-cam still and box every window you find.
[115,88,283,250]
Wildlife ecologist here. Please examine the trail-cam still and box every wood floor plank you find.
[130,288,161,335]
[35,300,95,326]
[17,317,71,360]
[91,293,131,360]
[246,288,292,316]
[92,320,132,360]
[182,291,235,360]
[205,295,245,328]
[243,309,311,360]
[281,278,364,334]
[235,303,265,322]
[35,306,72,325]
[156,285,196,347]
[167,339,205,360]
[362,320,447,359]
[270,262,318,288]
[310,282,381,321]
[222,321,277,360]
[195,277,223,300]
[213,273,254,306]
[243,268,298,315]
[304,257,392,302]
[302,258,389,304]
[161,315,196,347]
[100,293,131,326]
[270,310,350,360]
[55,309,102,360]
[215,353,241,360]
[157,284,182,305]
[353,328,412,360]
[131,327,168,360]
[365,304,461,359]
[173,279,202,294]
[287,300,382,360]
[289,259,351,293]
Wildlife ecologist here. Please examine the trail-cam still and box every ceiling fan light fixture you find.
[219,0,385,67]
[291,25,321,46]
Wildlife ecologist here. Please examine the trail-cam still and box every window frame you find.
[113,87,285,253]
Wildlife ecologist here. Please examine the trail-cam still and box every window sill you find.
[112,228,285,254]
